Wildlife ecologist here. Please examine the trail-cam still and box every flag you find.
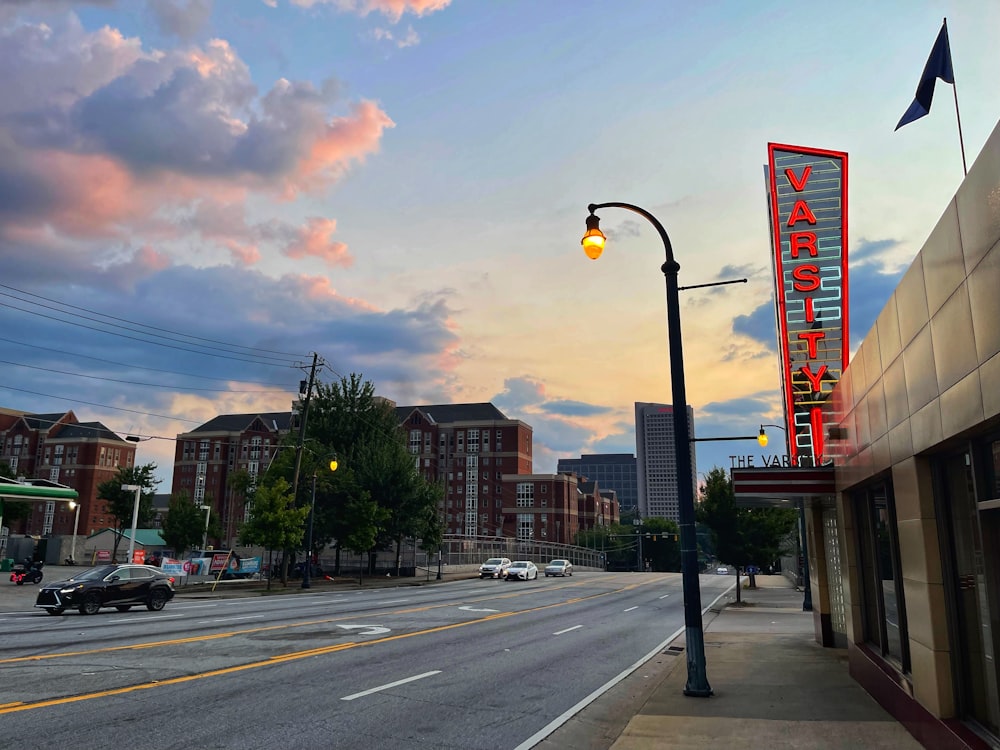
[895,22,954,130]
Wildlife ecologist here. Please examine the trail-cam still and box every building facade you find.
[0,409,135,538]
[762,121,1000,749]
[556,453,638,513]
[634,402,697,522]
[395,403,533,537]
[171,412,292,547]
[499,472,580,545]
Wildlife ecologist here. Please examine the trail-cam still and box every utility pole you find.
[291,353,320,503]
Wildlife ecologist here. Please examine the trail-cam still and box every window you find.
[467,429,479,454]
[409,429,421,454]
[517,513,533,540]
[516,482,533,507]
[854,481,909,670]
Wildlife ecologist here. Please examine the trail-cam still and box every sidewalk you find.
[539,576,924,750]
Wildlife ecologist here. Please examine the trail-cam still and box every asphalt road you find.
[0,571,733,750]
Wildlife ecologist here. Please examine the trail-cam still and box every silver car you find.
[505,561,538,581]
[478,557,512,579]
[544,559,573,577]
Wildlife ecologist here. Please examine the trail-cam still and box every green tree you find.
[239,478,309,590]
[641,517,681,572]
[305,373,444,577]
[159,490,205,557]
[96,463,159,561]
[696,466,798,601]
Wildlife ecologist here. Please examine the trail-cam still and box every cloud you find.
[491,377,546,414]
[732,301,777,350]
[281,217,352,267]
[372,24,420,47]
[290,0,452,22]
[539,399,613,418]
[148,0,214,39]
[849,265,904,348]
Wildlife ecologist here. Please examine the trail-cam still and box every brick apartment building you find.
[0,409,136,537]
[171,412,292,547]
[395,403,533,537]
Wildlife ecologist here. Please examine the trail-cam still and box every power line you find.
[1,386,204,425]
[0,359,293,394]
[0,283,305,359]
[0,335,292,387]
[0,298,297,367]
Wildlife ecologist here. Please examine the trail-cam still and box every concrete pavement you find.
[537,575,924,750]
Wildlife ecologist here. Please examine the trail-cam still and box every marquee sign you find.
[766,143,849,466]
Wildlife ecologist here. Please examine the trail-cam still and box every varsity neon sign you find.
[766,143,849,466]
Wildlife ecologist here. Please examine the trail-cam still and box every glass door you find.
[940,448,1000,737]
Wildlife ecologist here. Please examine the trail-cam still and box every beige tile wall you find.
[823,118,1000,719]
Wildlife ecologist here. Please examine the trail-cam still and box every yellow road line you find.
[0,577,660,715]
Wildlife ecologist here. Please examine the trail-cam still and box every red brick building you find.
[0,409,135,536]
[171,412,292,547]
[395,403,533,537]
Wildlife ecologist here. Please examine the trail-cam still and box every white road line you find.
[553,625,583,636]
[109,614,186,624]
[377,599,410,605]
[659,594,670,599]
[341,671,441,701]
[623,606,638,612]
[172,604,220,610]
[514,586,733,750]
[197,615,264,623]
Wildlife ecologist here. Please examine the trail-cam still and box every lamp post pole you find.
[583,202,712,697]
[759,424,812,611]
[68,501,81,565]
[121,484,142,564]
[200,504,211,552]
[302,471,317,589]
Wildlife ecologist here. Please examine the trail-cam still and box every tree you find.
[305,373,444,577]
[239,478,308,590]
[159,490,205,557]
[96,463,159,561]
[641,517,681,572]
[696,466,798,602]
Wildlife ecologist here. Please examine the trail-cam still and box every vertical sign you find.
[766,143,849,467]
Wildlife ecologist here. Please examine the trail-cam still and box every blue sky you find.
[1,0,997,489]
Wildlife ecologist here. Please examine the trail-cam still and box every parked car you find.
[35,564,176,616]
[716,566,730,575]
[544,559,573,577]
[505,561,538,581]
[478,557,512,579]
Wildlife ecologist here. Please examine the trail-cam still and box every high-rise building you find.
[634,402,696,521]
[556,453,638,513]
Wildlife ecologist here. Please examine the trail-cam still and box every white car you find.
[716,566,730,575]
[544,559,573,577]
[478,558,512,579]
[505,561,538,581]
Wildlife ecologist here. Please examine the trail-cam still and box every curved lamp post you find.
[121,484,143,564]
[757,423,812,612]
[68,500,81,565]
[302,455,338,589]
[582,202,712,697]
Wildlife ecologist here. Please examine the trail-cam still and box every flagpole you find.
[944,18,969,176]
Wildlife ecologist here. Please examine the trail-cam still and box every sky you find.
[2,0,998,492]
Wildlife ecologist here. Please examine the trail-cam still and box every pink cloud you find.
[282,217,352,267]
[292,0,452,22]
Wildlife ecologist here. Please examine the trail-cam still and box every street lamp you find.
[757,423,812,611]
[68,500,81,565]
[582,202,712,697]
[199,504,212,551]
[302,456,338,589]
[121,484,142,564]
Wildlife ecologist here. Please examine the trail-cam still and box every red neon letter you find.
[810,407,825,458]
[790,232,817,258]
[798,330,825,358]
[785,166,812,191]
[792,264,820,291]
[804,297,815,323]
[800,365,828,392]
[787,201,817,226]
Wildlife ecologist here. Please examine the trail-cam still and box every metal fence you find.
[310,534,606,578]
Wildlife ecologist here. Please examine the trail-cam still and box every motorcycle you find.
[10,558,44,586]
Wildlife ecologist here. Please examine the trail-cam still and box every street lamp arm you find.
[588,202,677,269]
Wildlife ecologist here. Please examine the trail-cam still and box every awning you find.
[731,466,835,507]
[0,476,78,502]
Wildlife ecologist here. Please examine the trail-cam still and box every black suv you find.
[35,564,176,616]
